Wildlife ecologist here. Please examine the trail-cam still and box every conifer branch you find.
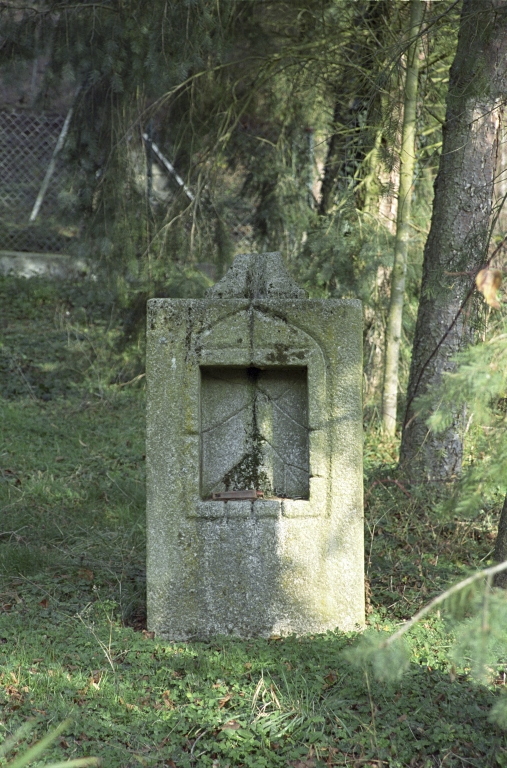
[403,232,507,428]
[382,559,507,649]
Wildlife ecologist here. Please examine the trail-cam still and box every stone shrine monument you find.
[146,252,364,639]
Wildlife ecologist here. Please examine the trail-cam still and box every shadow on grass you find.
[1,584,506,768]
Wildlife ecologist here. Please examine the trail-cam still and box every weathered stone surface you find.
[201,366,309,499]
[0,250,90,279]
[146,251,364,639]
[207,251,307,300]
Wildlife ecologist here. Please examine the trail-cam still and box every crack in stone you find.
[259,435,309,477]
[256,381,299,403]
[257,390,308,431]
[201,403,250,434]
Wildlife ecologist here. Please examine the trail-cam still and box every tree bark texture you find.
[318,0,391,216]
[494,493,507,588]
[319,99,348,216]
[381,0,423,435]
[493,120,507,237]
[399,0,507,482]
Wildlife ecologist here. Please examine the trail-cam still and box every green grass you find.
[1,274,507,767]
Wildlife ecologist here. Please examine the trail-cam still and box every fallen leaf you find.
[6,685,22,700]
[218,694,232,708]
[221,719,241,731]
[142,630,155,640]
[78,569,94,581]
[162,690,174,709]
[39,598,49,609]
[323,671,337,687]
[55,456,65,462]
[119,697,136,710]
[90,670,102,689]
[476,268,502,308]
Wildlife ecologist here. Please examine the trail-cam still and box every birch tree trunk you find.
[381,0,423,435]
[399,0,507,482]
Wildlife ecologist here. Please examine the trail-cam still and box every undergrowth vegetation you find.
[2,275,507,767]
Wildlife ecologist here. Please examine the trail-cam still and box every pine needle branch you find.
[382,559,507,649]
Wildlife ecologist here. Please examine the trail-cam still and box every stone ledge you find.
[0,250,90,279]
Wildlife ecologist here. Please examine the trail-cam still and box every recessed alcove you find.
[200,366,309,500]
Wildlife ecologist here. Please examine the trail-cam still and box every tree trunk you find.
[318,0,392,216]
[493,120,507,237]
[363,102,401,234]
[494,493,507,588]
[381,0,424,435]
[399,0,507,482]
[319,100,347,216]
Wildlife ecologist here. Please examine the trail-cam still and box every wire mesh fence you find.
[0,109,255,261]
[0,109,75,253]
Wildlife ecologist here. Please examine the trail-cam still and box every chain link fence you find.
[0,109,75,253]
[0,109,256,261]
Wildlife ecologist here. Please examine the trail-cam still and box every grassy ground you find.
[1,275,507,767]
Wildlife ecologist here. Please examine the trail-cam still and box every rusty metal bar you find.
[211,490,264,501]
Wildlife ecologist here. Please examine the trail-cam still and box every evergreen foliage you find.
[426,311,507,520]
[351,302,507,721]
